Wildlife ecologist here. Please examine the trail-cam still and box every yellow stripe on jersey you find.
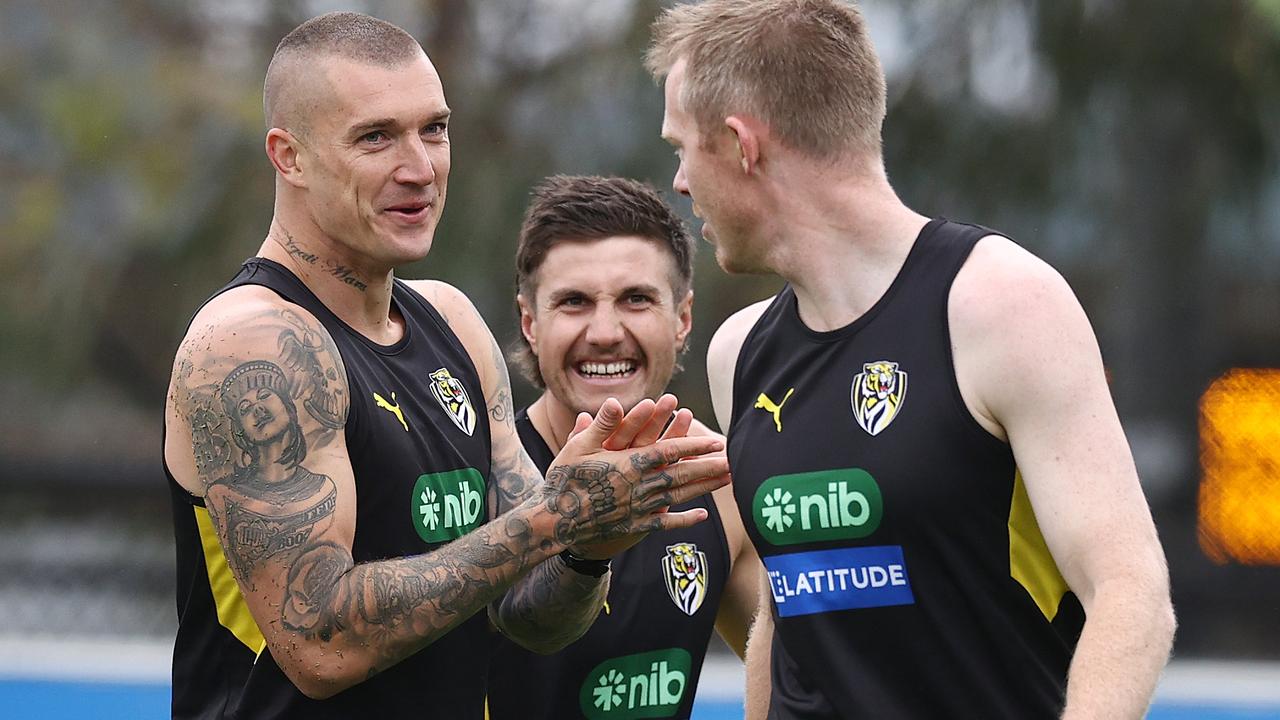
[1008,470,1069,621]
[195,506,267,654]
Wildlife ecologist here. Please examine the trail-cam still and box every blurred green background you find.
[0,0,1278,663]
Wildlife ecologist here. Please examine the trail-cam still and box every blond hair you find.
[646,0,886,159]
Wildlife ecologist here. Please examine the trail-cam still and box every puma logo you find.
[754,388,795,433]
[374,391,408,432]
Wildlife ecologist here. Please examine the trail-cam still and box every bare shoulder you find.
[950,235,1085,333]
[707,298,774,376]
[402,279,492,348]
[707,298,774,433]
[165,285,350,496]
[950,235,1103,436]
[402,278,475,324]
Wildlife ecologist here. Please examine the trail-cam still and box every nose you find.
[394,134,437,186]
[585,305,625,347]
[672,160,689,197]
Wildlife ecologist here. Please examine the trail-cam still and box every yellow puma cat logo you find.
[373,391,408,432]
[754,388,794,433]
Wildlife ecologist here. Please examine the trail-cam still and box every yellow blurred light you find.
[1198,368,1280,565]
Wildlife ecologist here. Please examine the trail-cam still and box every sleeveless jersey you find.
[485,407,729,720]
[168,257,493,719]
[727,220,1084,719]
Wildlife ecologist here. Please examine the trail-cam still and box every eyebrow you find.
[346,110,452,139]
[620,284,663,298]
[546,288,587,305]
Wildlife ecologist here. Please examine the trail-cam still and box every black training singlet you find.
[727,220,1084,719]
[168,257,493,719]
[485,407,729,720]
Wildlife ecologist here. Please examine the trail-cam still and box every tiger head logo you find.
[850,360,908,436]
[429,367,476,436]
[662,543,708,616]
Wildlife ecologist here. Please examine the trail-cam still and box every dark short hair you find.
[512,175,695,388]
[264,12,423,129]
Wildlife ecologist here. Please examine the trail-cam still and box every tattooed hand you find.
[536,398,730,558]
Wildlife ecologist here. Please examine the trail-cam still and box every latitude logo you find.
[579,648,692,719]
[410,468,486,543]
[753,468,883,546]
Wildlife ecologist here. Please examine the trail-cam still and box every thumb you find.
[564,397,624,452]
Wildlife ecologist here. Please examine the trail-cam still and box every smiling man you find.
[486,175,760,720]
[162,14,730,719]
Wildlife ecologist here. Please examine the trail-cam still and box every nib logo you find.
[753,469,883,546]
[410,469,487,543]
[418,487,441,530]
[580,648,692,719]
[592,669,626,711]
[761,488,796,533]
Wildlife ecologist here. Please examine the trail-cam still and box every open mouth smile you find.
[575,360,638,380]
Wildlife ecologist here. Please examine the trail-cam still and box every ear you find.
[266,128,307,188]
[674,289,693,346]
[517,293,538,356]
[725,115,761,175]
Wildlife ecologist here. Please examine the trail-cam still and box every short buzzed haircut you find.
[646,0,886,160]
[263,11,423,130]
[513,175,696,388]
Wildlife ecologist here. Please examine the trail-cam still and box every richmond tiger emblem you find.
[662,543,708,616]
[429,367,476,436]
[851,360,908,436]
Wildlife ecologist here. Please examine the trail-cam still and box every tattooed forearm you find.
[495,553,607,652]
[295,506,556,672]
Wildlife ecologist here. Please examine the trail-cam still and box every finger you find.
[630,435,725,471]
[564,412,594,444]
[600,398,654,451]
[563,398,625,452]
[643,507,710,533]
[643,454,731,486]
[657,408,693,443]
[602,396,664,451]
[658,471,732,508]
[614,394,678,450]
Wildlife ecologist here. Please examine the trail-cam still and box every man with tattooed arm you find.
[162,12,728,719]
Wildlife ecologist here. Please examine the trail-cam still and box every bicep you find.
[955,249,1162,605]
[167,297,358,642]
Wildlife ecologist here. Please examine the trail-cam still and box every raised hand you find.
[538,397,729,559]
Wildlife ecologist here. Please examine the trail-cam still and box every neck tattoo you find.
[272,229,370,293]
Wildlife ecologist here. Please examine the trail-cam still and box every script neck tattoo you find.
[272,229,370,293]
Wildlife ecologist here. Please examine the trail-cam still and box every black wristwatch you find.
[559,549,611,577]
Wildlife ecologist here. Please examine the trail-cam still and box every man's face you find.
[297,53,451,268]
[521,236,692,416]
[661,59,763,274]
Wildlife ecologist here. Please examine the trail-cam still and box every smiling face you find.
[520,236,692,417]
[291,52,451,269]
